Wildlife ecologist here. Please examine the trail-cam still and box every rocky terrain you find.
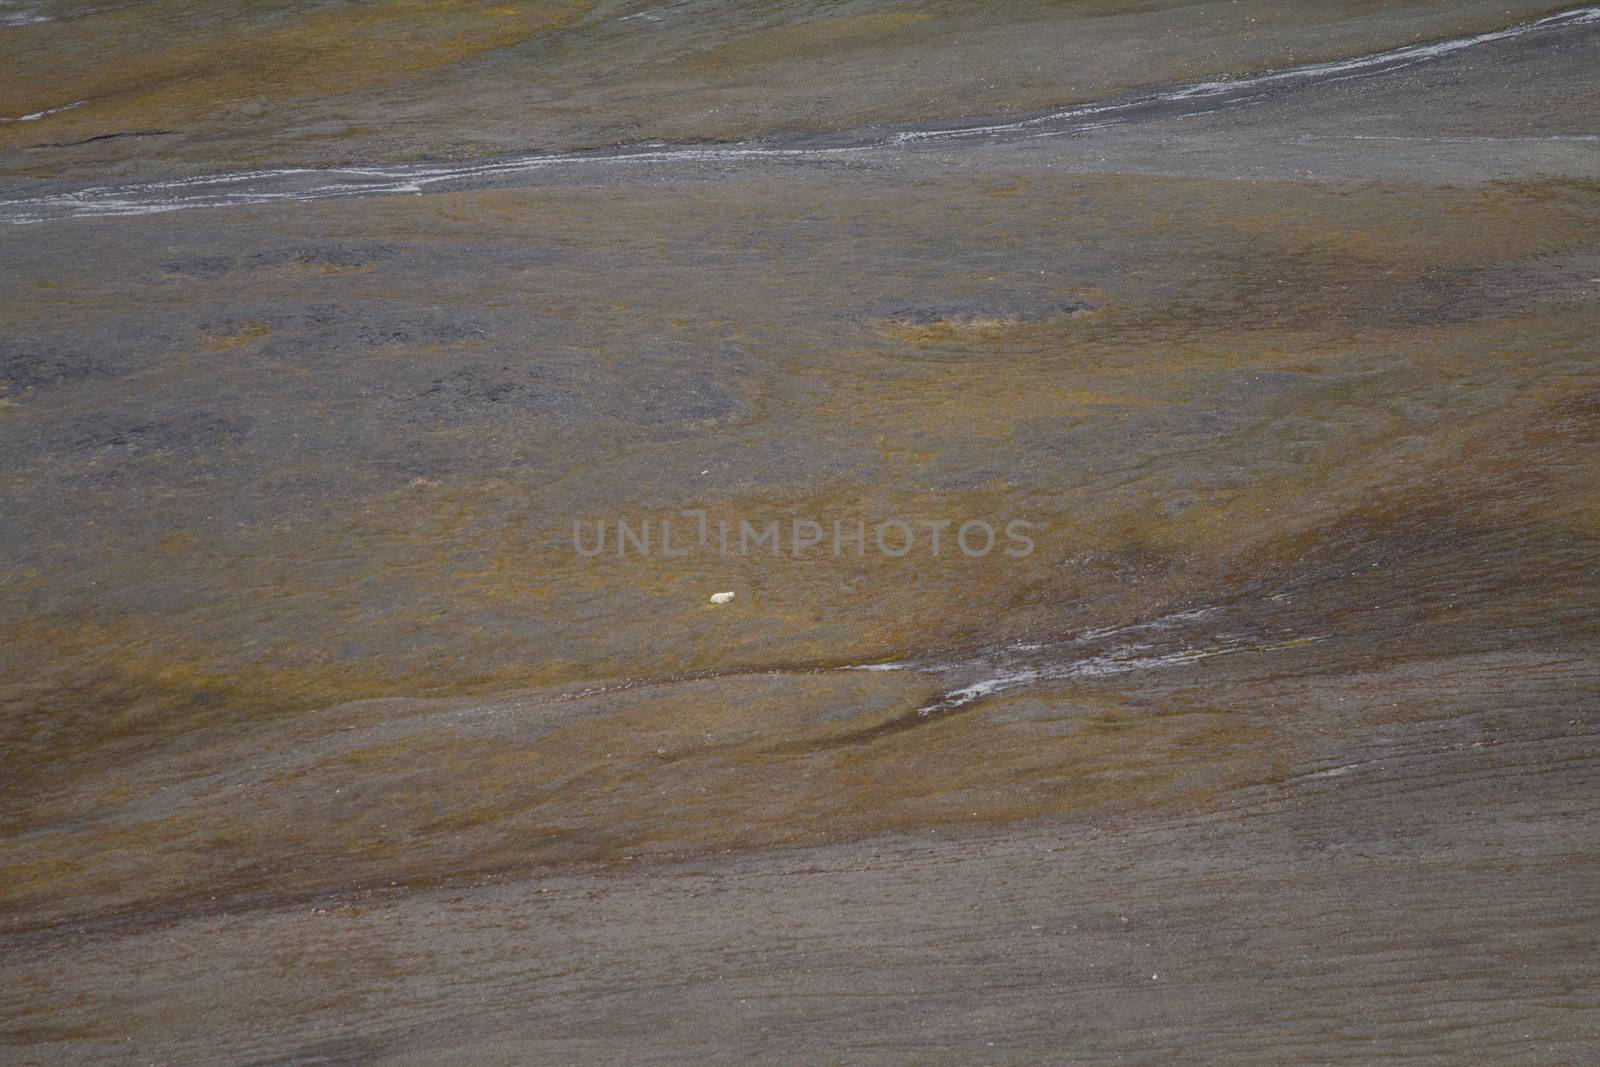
[2,2,1597,1063]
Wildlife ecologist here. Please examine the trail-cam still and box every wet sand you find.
[2,3,1599,1063]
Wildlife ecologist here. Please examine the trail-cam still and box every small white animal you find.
[709,591,736,605]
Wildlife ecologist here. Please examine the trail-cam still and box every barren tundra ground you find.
[1,2,1598,1064]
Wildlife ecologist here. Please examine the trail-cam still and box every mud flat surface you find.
[2,3,1599,1064]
